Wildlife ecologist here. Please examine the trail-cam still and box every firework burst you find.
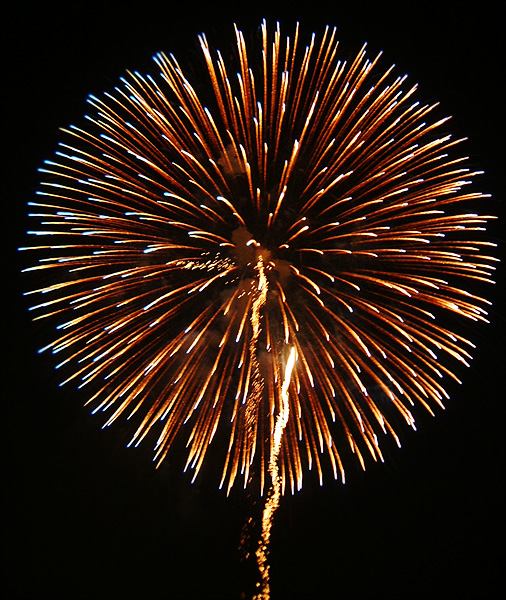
[21,21,497,502]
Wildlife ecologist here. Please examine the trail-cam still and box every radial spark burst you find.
[21,21,497,496]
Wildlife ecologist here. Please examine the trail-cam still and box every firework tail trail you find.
[245,252,296,598]
[253,345,296,600]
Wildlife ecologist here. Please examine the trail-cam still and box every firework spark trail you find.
[254,346,297,600]
[244,249,296,599]
[21,20,497,499]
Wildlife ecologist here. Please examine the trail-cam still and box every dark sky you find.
[5,2,504,599]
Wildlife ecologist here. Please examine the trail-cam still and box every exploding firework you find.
[21,20,496,503]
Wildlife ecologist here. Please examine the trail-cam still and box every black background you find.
[4,2,504,599]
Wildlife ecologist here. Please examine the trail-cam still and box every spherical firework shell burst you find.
[21,21,497,495]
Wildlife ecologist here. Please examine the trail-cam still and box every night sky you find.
[5,3,504,599]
